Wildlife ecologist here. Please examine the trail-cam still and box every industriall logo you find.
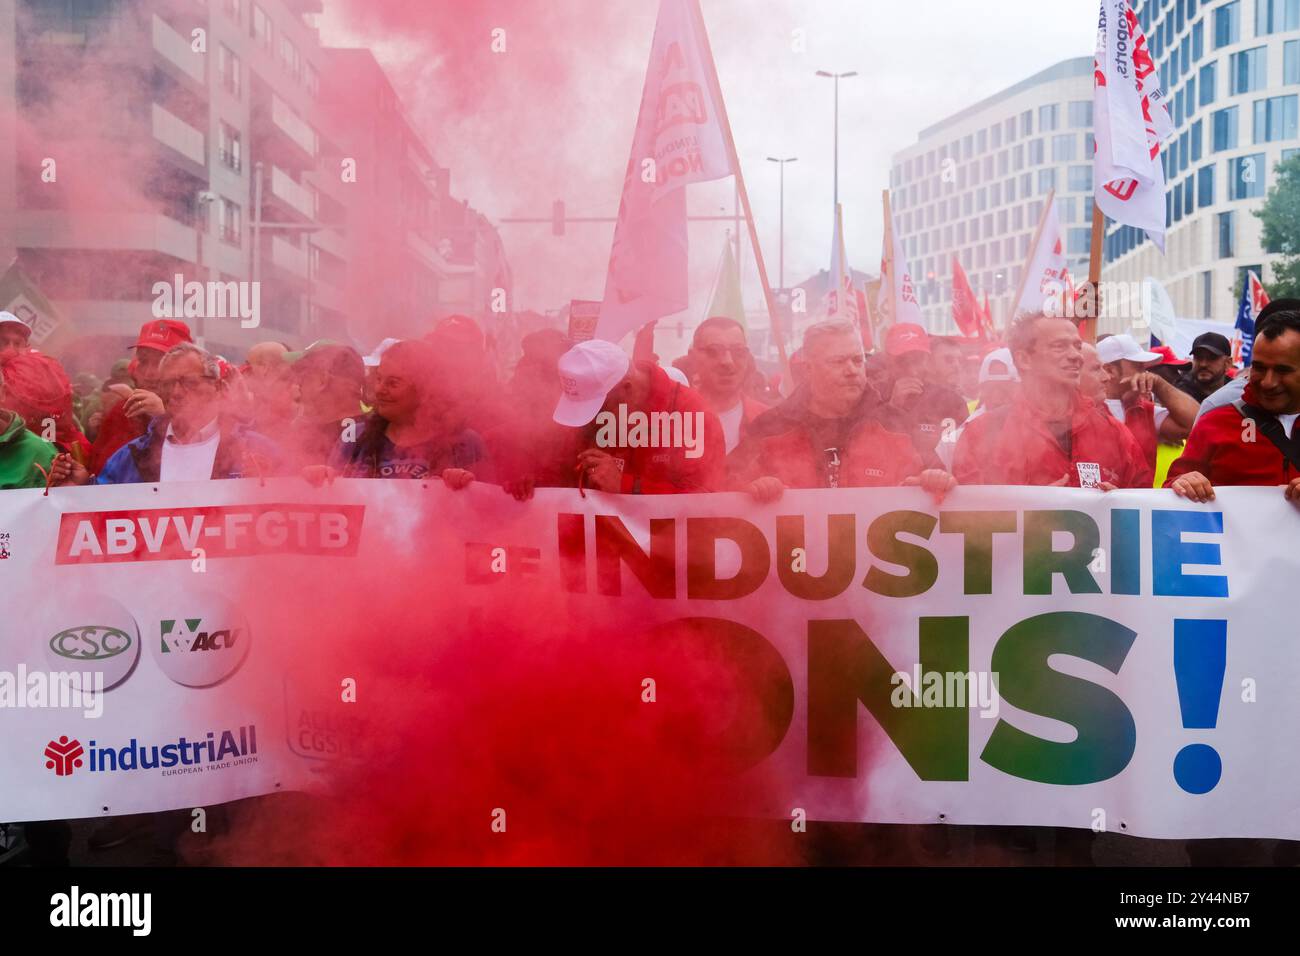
[42,725,258,778]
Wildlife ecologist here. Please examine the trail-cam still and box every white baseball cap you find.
[979,347,1020,384]
[0,311,31,334]
[553,340,630,427]
[1097,333,1160,367]
[364,337,400,368]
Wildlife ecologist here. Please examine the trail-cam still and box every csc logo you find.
[40,596,141,691]
[49,626,133,661]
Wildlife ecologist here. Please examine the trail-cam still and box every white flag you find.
[1093,0,1173,251]
[877,198,924,329]
[825,204,859,323]
[594,0,735,343]
[1013,197,1073,319]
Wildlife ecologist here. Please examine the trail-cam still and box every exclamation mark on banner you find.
[1172,619,1227,794]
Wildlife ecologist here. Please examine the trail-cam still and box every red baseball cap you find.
[885,323,931,357]
[132,319,192,354]
[1150,344,1190,367]
[425,314,484,351]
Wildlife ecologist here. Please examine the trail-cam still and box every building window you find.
[1013,143,1025,170]
[1021,109,1033,137]
[1201,271,1213,319]
[1029,138,1045,165]
[280,36,301,82]
[990,124,1002,149]
[218,44,241,98]
[1069,100,1093,128]
[1084,131,1096,155]
[1231,46,1267,93]
[1191,119,1203,162]
[1068,165,1093,192]
[219,199,242,247]
[1052,134,1077,162]
[1228,153,1267,198]
[1038,168,1057,194]
[1193,20,1204,60]
[1212,106,1239,150]
[1256,0,1300,35]
[1200,61,1217,106]
[998,150,1009,176]
[1218,210,1235,258]
[1254,94,1299,142]
[1005,117,1017,142]
[1068,228,1091,256]
[218,122,241,172]
[1215,1,1240,48]
[1038,104,1060,132]
[252,4,273,51]
[223,0,241,23]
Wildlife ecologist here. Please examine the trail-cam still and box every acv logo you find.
[45,736,84,777]
[160,619,241,654]
[151,593,250,688]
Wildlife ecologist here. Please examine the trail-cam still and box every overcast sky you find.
[320,0,1101,325]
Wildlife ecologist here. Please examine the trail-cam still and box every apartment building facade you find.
[889,58,1097,334]
[1101,0,1300,330]
[0,0,510,364]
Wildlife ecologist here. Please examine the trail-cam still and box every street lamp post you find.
[815,70,858,208]
[766,157,797,291]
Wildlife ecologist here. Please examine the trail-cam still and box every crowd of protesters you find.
[2,294,1300,506]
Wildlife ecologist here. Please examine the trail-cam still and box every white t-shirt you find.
[717,402,745,454]
[1280,413,1299,439]
[1105,399,1170,433]
[160,419,221,482]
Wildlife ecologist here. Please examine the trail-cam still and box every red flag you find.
[950,254,981,338]
[980,291,994,338]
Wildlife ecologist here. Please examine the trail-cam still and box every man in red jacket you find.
[552,339,725,494]
[87,319,192,474]
[954,313,1152,488]
[1167,307,1300,502]
[728,320,955,501]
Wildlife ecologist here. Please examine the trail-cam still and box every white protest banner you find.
[2,480,1298,840]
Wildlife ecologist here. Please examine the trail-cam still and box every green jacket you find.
[0,409,57,490]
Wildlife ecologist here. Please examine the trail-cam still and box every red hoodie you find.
[955,391,1153,488]
[1165,384,1298,487]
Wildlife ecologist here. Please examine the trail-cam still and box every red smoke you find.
[185,497,804,867]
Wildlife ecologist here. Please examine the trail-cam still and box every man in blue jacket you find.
[52,343,281,485]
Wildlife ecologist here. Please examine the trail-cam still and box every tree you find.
[1255,153,1300,298]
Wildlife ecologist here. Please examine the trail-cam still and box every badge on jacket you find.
[1076,462,1102,489]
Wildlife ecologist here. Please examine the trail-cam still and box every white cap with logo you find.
[1097,333,1161,367]
[553,340,631,427]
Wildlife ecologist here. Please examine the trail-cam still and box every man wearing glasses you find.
[53,343,281,485]
[954,314,1152,489]
[686,317,770,453]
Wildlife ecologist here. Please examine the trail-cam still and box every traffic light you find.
[552,200,565,236]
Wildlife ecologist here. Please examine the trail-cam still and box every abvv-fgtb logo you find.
[45,736,84,776]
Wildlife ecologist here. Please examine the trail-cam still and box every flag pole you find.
[1083,202,1105,344]
[687,0,792,390]
[1009,187,1055,327]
